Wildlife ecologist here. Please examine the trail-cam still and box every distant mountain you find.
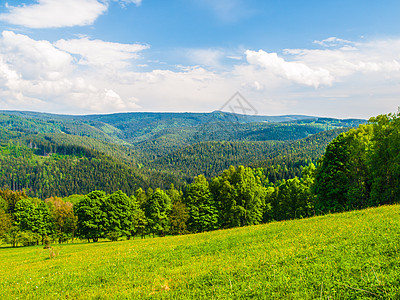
[0,110,367,197]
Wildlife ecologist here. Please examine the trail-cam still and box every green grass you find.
[1,205,400,299]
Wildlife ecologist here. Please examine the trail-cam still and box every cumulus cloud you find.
[0,31,141,113]
[0,0,142,29]
[0,0,107,28]
[245,49,334,87]
[283,39,400,78]
[0,31,73,80]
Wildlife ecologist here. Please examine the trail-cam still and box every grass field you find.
[1,205,400,299]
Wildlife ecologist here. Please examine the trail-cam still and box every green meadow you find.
[1,204,400,299]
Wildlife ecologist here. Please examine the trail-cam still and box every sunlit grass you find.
[1,204,400,299]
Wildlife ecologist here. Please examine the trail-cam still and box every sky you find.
[0,0,400,118]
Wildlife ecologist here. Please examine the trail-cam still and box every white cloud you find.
[0,0,108,28]
[186,49,225,68]
[284,39,400,78]
[245,49,334,87]
[0,31,141,113]
[313,37,356,47]
[0,31,74,81]
[227,55,243,60]
[1,30,400,118]
[0,0,142,29]
[55,38,149,69]
[116,0,142,7]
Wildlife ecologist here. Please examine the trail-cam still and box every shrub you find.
[107,231,121,242]
[18,231,40,247]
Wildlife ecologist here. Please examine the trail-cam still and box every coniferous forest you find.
[1,110,398,246]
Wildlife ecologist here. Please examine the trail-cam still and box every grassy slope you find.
[1,205,400,299]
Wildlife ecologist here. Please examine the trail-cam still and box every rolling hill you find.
[1,204,398,299]
[0,110,366,197]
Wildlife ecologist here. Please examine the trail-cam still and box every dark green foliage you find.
[0,110,360,197]
[314,133,353,213]
[0,142,147,198]
[314,113,400,213]
[169,201,189,235]
[0,208,12,237]
[314,125,373,213]
[6,109,396,248]
[150,128,348,183]
[0,189,27,214]
[368,114,400,205]
[270,175,315,221]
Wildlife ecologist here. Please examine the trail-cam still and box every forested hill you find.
[0,110,366,198]
[150,128,349,181]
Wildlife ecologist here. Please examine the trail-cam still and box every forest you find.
[0,112,398,246]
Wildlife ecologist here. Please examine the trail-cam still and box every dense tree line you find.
[0,163,317,246]
[314,113,400,213]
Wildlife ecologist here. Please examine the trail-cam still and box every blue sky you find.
[0,0,400,118]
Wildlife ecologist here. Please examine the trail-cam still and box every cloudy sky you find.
[0,0,399,118]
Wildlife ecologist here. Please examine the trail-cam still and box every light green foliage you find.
[134,188,147,209]
[0,196,7,211]
[75,191,107,242]
[211,166,266,228]
[167,184,183,204]
[103,191,134,239]
[130,207,148,239]
[145,189,172,237]
[45,197,77,243]
[185,175,218,233]
[0,205,399,299]
[14,198,53,244]
[63,194,85,206]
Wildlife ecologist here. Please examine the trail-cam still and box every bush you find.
[18,231,40,247]
[43,235,51,249]
[107,231,121,242]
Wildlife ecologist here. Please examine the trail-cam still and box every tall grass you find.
[1,204,399,299]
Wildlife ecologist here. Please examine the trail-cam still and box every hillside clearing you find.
[1,204,399,299]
